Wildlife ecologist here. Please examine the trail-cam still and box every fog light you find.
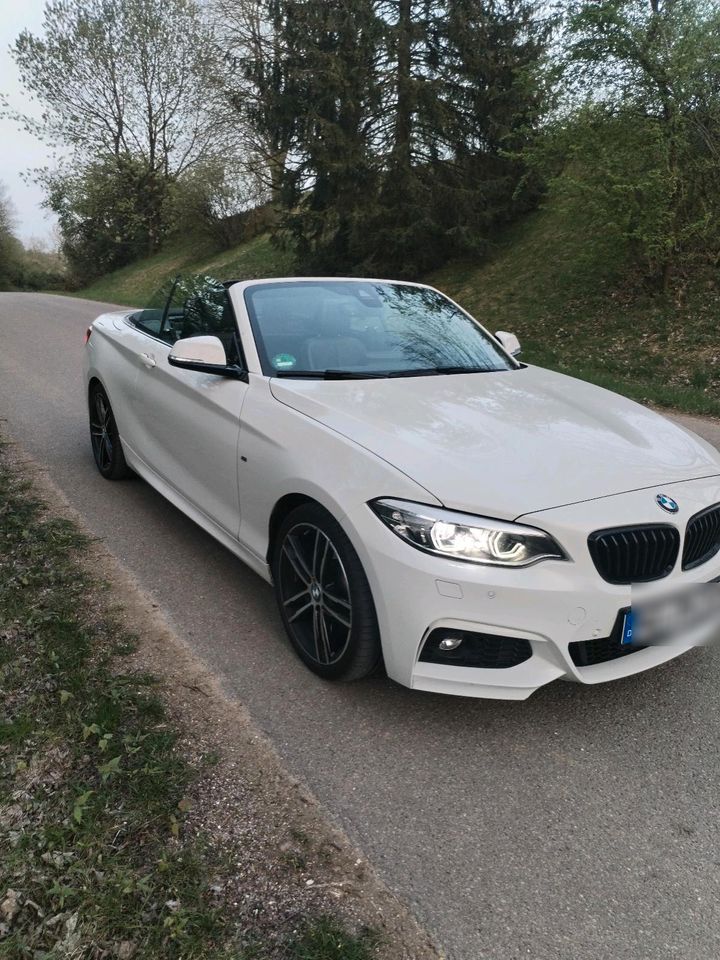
[439,636,463,651]
[420,628,533,668]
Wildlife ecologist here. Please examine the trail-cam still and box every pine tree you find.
[368,0,551,276]
[430,0,551,254]
[234,0,552,276]
[280,0,383,271]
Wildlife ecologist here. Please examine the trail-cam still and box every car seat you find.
[306,302,368,370]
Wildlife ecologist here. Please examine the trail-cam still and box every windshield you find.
[243,281,516,378]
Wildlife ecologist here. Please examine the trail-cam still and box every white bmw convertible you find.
[84,275,720,699]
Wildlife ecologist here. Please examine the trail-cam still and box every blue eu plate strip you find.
[621,609,634,646]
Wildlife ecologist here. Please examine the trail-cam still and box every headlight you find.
[369,499,568,567]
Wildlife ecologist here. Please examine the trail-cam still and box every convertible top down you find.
[84,276,720,698]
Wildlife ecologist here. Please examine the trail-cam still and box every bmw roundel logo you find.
[656,493,679,514]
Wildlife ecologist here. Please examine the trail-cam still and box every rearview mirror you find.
[168,336,245,379]
[495,330,522,358]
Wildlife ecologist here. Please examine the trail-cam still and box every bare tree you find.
[11,0,233,249]
[211,0,298,206]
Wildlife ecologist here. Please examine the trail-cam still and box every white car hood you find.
[270,366,720,519]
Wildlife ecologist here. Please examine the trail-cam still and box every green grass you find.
[75,234,295,307]
[71,196,720,417]
[428,200,720,417]
[0,440,377,960]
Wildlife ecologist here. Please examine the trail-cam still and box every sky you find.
[0,0,57,244]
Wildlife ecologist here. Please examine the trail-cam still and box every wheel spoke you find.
[311,606,331,664]
[287,599,314,623]
[317,610,333,663]
[311,528,321,578]
[323,589,350,610]
[318,536,330,582]
[283,587,310,609]
[100,436,112,469]
[282,535,312,585]
[322,599,351,629]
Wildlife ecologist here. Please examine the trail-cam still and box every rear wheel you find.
[272,503,382,681]
[89,384,132,480]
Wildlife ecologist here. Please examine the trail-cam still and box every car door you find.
[128,277,248,539]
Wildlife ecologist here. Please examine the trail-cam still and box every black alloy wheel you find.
[89,385,132,480]
[273,503,382,680]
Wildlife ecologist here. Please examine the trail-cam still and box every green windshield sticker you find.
[272,353,297,370]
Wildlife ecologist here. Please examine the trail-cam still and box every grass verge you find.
[0,438,380,959]
[430,203,720,418]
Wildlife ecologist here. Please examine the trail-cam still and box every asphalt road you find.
[3,291,720,960]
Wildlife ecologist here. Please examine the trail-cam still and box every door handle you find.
[140,353,156,369]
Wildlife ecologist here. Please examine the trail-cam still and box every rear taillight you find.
[84,325,93,344]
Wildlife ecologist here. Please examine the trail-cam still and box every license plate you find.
[621,609,634,646]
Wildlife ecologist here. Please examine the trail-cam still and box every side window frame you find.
[130,277,248,371]
[158,277,181,343]
[218,286,247,370]
[129,308,166,341]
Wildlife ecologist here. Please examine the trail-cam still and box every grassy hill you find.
[75,203,720,418]
[428,206,720,417]
[76,234,295,307]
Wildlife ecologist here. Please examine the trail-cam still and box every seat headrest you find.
[315,299,355,337]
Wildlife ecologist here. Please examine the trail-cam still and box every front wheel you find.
[89,384,132,480]
[272,503,382,681]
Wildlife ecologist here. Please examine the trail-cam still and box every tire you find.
[272,502,382,681]
[89,384,132,480]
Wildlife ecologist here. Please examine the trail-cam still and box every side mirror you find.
[168,336,245,379]
[495,330,522,358]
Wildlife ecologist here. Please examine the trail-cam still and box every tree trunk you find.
[661,257,673,293]
[393,0,413,170]
[267,148,288,207]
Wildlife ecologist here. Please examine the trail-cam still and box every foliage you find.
[166,160,270,250]
[43,156,171,284]
[213,0,301,206]
[14,0,720,301]
[13,244,67,291]
[278,0,384,272]
[535,0,720,289]
[217,0,553,276]
[74,233,294,306]
[12,0,230,270]
[364,0,552,276]
[13,0,221,177]
[0,182,66,290]
[0,186,23,289]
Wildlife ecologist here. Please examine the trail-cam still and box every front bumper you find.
[341,475,720,700]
